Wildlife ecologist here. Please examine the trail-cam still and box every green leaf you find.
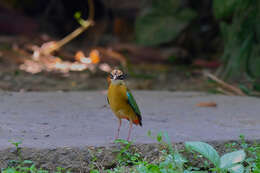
[213,0,237,19]
[74,11,81,19]
[90,170,100,173]
[114,139,130,145]
[2,168,16,173]
[220,150,246,169]
[174,151,187,167]
[163,132,174,153]
[135,11,182,46]
[135,0,196,46]
[253,82,260,92]
[23,160,33,164]
[229,164,244,173]
[239,84,250,95]
[178,8,197,21]
[147,130,152,137]
[150,0,179,14]
[247,45,260,78]
[185,142,220,167]
[156,132,162,142]
[256,9,260,42]
[184,171,208,173]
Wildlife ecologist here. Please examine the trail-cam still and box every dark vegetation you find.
[1,1,260,172]
[0,0,259,92]
[2,133,260,172]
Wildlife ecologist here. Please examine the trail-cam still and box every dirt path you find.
[0,91,260,149]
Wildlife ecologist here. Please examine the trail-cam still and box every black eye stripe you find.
[118,75,123,79]
[117,74,127,80]
[110,74,113,79]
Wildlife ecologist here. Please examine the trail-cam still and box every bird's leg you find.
[115,118,122,140]
[127,121,133,141]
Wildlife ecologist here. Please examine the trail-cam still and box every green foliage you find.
[2,159,70,173]
[135,0,197,46]
[114,139,142,166]
[214,0,260,79]
[3,133,260,173]
[8,140,23,161]
[74,11,89,27]
[220,150,245,171]
[185,141,246,173]
[137,131,187,173]
[213,0,237,19]
[185,142,220,167]
[2,141,70,173]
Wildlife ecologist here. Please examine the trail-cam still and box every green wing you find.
[107,97,110,105]
[127,89,142,126]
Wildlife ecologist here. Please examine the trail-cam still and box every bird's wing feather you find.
[107,96,110,105]
[126,89,141,116]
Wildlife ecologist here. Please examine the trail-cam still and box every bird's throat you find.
[111,79,125,85]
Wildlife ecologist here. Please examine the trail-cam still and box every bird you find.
[107,69,142,141]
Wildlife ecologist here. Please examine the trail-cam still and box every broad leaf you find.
[184,171,208,173]
[174,151,187,166]
[213,0,237,19]
[135,0,196,46]
[150,0,179,14]
[253,82,260,92]
[229,164,244,173]
[185,142,220,167]
[163,132,174,154]
[135,11,185,46]
[248,45,260,78]
[220,150,245,169]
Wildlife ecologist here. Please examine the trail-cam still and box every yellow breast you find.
[107,83,137,121]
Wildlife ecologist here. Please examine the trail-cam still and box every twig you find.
[97,47,127,67]
[250,91,260,97]
[204,71,246,96]
[41,0,95,55]
[216,87,234,96]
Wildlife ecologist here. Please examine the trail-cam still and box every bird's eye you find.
[117,74,127,80]
[110,74,113,79]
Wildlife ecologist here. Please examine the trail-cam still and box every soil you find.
[0,67,210,92]
[0,141,257,172]
[0,35,215,92]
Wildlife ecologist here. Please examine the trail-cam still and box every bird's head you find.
[110,69,127,84]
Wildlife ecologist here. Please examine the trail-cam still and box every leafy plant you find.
[2,161,70,173]
[2,141,70,173]
[185,141,246,173]
[114,139,142,166]
[142,131,187,173]
[214,0,260,79]
[8,140,23,162]
[3,134,260,173]
[135,0,197,46]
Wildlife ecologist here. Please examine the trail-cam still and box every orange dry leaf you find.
[196,102,217,107]
[75,51,85,61]
[89,49,100,64]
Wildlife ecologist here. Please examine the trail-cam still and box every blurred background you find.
[0,0,259,94]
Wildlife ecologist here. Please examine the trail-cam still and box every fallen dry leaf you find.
[75,51,85,61]
[196,102,217,107]
[89,49,100,64]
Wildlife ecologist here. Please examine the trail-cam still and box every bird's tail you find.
[133,115,142,126]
